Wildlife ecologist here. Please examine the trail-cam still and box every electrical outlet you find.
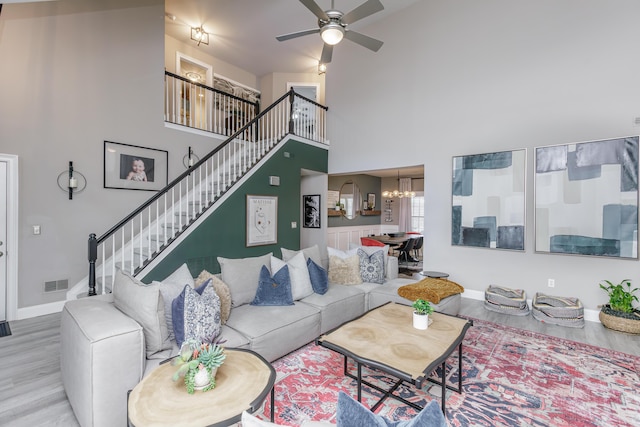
[33,225,41,235]
[548,279,555,288]
[291,221,297,229]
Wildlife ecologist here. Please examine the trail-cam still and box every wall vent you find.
[44,279,69,293]
[633,117,640,127]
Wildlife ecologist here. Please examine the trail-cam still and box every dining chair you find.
[396,238,416,264]
[360,237,386,247]
[411,236,423,261]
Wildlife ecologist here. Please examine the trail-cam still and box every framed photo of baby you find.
[104,141,168,191]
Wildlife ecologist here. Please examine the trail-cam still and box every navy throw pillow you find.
[251,265,294,306]
[171,279,221,348]
[307,258,329,295]
[336,391,447,427]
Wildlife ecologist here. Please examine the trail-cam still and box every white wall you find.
[326,0,640,311]
[0,0,223,314]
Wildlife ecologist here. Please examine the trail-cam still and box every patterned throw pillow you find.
[357,248,385,284]
[195,270,232,325]
[251,265,294,306]
[171,279,221,348]
[328,255,363,285]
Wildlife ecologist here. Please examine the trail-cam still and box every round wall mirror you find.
[339,181,361,220]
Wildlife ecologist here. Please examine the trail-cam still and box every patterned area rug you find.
[258,318,640,426]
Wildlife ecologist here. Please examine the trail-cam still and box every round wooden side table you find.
[128,348,275,427]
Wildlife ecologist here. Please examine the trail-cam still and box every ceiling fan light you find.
[321,24,344,45]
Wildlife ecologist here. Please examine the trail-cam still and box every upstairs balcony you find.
[164,71,327,144]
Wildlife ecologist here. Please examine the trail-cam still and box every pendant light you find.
[382,171,415,198]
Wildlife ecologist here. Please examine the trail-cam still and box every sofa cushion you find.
[307,258,328,295]
[357,248,385,284]
[218,253,272,307]
[195,270,232,324]
[113,268,171,357]
[154,263,195,341]
[172,279,221,348]
[226,302,321,362]
[336,391,446,427]
[251,265,294,306]
[272,252,313,300]
[301,284,365,333]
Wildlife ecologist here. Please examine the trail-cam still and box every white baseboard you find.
[461,290,599,323]
[16,300,65,320]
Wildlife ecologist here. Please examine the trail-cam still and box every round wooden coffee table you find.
[128,348,276,427]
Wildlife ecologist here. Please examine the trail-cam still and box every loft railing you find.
[164,71,259,136]
[86,89,328,296]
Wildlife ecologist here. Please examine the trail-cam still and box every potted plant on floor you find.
[599,279,640,334]
[412,298,434,330]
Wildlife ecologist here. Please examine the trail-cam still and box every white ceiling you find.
[165,0,421,77]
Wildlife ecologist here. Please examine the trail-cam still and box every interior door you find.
[0,161,7,322]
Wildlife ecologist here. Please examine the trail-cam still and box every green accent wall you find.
[328,174,381,227]
[142,139,328,282]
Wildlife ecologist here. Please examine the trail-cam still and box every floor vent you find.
[44,279,69,292]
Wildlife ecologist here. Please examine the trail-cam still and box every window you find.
[411,193,424,233]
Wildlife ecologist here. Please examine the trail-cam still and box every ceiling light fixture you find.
[320,22,344,45]
[382,171,415,199]
[190,27,209,46]
[318,62,327,75]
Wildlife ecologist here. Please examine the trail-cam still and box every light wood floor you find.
[0,298,637,426]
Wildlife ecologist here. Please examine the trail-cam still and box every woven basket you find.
[599,309,640,334]
[484,285,530,316]
[532,292,584,328]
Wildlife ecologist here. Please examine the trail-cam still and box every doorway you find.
[0,154,18,322]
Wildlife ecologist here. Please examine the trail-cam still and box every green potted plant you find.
[599,279,640,334]
[172,336,226,393]
[412,298,434,330]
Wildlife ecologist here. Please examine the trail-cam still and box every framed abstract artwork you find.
[246,195,278,247]
[452,149,526,250]
[104,141,168,191]
[535,136,638,258]
[303,194,321,228]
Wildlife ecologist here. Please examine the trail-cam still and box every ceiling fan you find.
[276,0,385,64]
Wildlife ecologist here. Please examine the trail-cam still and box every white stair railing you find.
[84,90,328,297]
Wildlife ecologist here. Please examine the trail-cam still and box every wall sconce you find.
[191,27,209,46]
[183,146,200,168]
[57,161,87,200]
[318,62,327,75]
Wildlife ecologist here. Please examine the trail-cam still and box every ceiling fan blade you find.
[320,43,334,64]
[344,30,384,52]
[299,0,329,21]
[341,0,384,25]
[276,28,320,42]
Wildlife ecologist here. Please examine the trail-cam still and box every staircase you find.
[67,89,328,299]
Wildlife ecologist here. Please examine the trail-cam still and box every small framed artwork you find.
[246,195,278,247]
[104,141,168,191]
[367,193,376,209]
[303,194,321,228]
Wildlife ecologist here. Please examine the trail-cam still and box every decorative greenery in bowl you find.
[599,279,639,314]
[172,336,226,394]
[412,299,434,315]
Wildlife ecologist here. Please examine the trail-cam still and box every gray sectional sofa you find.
[60,245,461,427]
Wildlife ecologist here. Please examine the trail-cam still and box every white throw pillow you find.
[218,253,272,307]
[113,268,172,357]
[281,244,323,267]
[271,252,313,300]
